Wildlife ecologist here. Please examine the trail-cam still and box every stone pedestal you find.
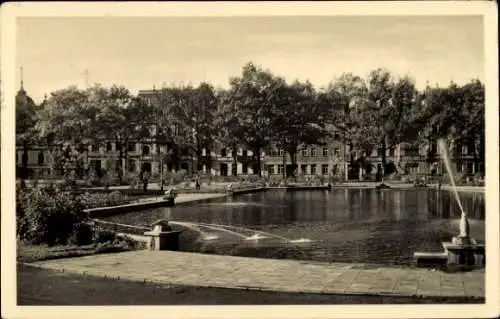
[442,241,485,267]
[144,224,181,251]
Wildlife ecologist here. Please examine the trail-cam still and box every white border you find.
[2,2,498,319]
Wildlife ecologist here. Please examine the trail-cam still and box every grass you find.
[17,239,145,263]
[17,264,484,305]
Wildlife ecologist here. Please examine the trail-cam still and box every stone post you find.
[144,220,182,251]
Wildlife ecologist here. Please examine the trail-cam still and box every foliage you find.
[223,62,286,176]
[17,236,142,263]
[17,63,485,184]
[79,191,131,209]
[17,185,86,246]
[157,83,219,172]
[272,80,332,177]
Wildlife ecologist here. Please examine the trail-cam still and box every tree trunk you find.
[22,142,28,179]
[207,145,212,175]
[477,134,484,175]
[196,144,202,174]
[232,146,238,176]
[157,143,164,191]
[251,147,262,177]
[287,146,298,179]
[381,135,387,180]
[282,148,287,180]
[123,139,129,179]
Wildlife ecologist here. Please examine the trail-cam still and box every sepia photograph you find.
[1,2,498,319]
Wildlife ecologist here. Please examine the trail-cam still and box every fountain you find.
[169,220,313,248]
[413,139,484,268]
[168,221,221,241]
[438,139,472,245]
[198,222,291,242]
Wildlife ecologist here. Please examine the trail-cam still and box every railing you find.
[88,219,150,236]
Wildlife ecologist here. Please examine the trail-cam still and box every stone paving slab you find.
[30,250,485,298]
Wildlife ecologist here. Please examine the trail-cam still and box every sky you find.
[16,15,484,103]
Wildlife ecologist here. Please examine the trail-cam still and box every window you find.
[323,147,329,157]
[278,149,284,156]
[302,148,309,157]
[334,148,340,157]
[242,149,248,157]
[91,143,99,152]
[16,152,18,164]
[106,142,113,152]
[334,132,340,139]
[37,151,44,165]
[221,148,227,157]
[142,145,150,155]
[242,163,248,174]
[278,165,284,175]
[128,143,136,152]
[310,147,316,157]
[322,164,329,175]
[462,145,468,155]
[267,165,274,175]
[389,148,395,157]
[311,164,317,175]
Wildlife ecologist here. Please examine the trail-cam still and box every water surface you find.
[103,189,485,266]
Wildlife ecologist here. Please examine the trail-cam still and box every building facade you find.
[15,87,484,180]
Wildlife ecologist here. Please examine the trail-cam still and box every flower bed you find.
[80,191,132,209]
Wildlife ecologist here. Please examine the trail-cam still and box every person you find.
[142,171,149,191]
[195,175,200,190]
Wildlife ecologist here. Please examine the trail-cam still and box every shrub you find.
[79,191,130,209]
[69,222,94,246]
[163,171,185,186]
[18,187,86,246]
[246,175,260,183]
[318,175,325,184]
[94,229,117,244]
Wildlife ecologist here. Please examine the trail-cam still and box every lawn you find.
[17,239,146,263]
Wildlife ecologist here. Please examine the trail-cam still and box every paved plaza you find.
[29,250,485,299]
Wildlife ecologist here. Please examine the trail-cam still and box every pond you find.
[101,189,485,266]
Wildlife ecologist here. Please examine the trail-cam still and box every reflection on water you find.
[103,189,485,266]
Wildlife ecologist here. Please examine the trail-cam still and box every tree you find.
[217,88,242,176]
[36,86,99,179]
[93,85,153,181]
[224,62,285,177]
[457,80,485,174]
[355,69,418,177]
[272,80,332,179]
[16,88,39,178]
[418,80,484,174]
[159,83,219,174]
[324,73,368,179]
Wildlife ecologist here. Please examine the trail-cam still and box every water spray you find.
[438,139,471,243]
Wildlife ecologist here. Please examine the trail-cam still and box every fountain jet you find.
[198,222,291,242]
[438,139,471,244]
[169,221,249,240]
